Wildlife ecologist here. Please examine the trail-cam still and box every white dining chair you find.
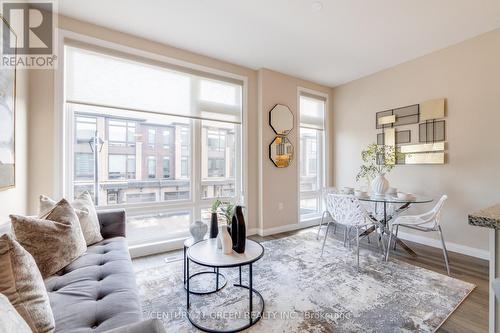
[385,195,450,275]
[321,194,380,270]
[316,187,338,240]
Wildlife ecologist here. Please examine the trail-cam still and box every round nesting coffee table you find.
[186,238,265,333]
[183,238,227,295]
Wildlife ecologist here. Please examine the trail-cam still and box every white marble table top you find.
[187,238,264,267]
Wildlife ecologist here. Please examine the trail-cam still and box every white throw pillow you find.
[39,192,103,246]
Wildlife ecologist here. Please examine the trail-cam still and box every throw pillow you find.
[39,191,103,246]
[0,293,32,333]
[0,234,55,333]
[11,198,87,278]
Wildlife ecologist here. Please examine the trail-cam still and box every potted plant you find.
[356,144,403,195]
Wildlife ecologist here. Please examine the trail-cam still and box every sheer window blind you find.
[299,92,326,130]
[65,45,243,124]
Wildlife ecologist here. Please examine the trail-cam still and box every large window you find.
[299,92,326,221]
[65,45,243,247]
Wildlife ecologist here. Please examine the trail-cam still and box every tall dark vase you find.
[230,214,238,246]
[209,212,218,238]
[232,206,246,253]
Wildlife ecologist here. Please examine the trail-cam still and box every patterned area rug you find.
[135,229,475,332]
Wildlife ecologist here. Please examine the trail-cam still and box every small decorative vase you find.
[218,225,233,254]
[232,206,246,253]
[189,220,207,242]
[209,212,218,238]
[371,174,389,195]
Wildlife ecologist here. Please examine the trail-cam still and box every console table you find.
[469,204,500,333]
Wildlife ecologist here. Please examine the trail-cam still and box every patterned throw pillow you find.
[0,234,55,333]
[39,191,103,246]
[11,198,87,278]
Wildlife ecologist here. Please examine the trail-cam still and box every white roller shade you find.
[299,93,325,130]
[65,45,242,124]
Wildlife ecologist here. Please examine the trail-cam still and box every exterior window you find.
[65,45,242,249]
[108,155,135,180]
[208,158,225,177]
[163,157,170,179]
[108,120,136,147]
[148,129,156,147]
[127,156,136,179]
[299,93,326,220]
[109,155,127,179]
[163,130,170,149]
[75,117,97,143]
[147,156,156,179]
[74,153,94,180]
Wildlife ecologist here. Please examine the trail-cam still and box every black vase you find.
[232,206,246,253]
[230,214,238,246]
[209,212,218,238]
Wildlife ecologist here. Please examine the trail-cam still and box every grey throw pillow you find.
[0,234,55,333]
[39,192,103,246]
[11,198,87,278]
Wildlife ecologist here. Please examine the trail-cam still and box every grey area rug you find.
[135,229,475,332]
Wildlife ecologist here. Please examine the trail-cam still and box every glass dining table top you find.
[355,193,433,204]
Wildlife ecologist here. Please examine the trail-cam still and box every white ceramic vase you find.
[189,220,207,242]
[218,225,233,254]
[371,174,389,195]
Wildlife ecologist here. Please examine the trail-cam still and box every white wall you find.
[332,28,500,258]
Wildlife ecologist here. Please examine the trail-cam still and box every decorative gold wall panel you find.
[400,142,445,153]
[405,152,445,164]
[420,98,445,121]
[378,115,396,126]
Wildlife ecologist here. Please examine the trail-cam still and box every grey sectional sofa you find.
[44,209,165,333]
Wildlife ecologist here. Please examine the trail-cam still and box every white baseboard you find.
[397,231,490,260]
[256,219,320,237]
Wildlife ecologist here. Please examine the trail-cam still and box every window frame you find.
[56,31,249,256]
[297,88,329,223]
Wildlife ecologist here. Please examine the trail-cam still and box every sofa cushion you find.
[0,234,55,333]
[11,199,87,278]
[45,237,142,333]
[40,192,103,246]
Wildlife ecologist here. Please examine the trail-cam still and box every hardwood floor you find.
[133,226,489,332]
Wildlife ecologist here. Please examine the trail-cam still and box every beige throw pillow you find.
[39,192,103,246]
[0,234,55,333]
[11,199,87,278]
[0,293,32,333]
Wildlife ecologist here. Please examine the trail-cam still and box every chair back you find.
[430,195,448,225]
[326,193,368,227]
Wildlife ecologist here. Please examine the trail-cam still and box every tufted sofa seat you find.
[43,210,153,333]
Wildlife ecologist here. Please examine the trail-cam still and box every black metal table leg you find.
[239,266,242,285]
[249,263,253,325]
[216,268,219,289]
[183,246,186,285]
[186,257,190,309]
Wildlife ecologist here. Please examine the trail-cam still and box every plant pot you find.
[209,212,218,238]
[218,225,233,254]
[189,220,207,242]
[371,174,389,195]
[232,206,246,253]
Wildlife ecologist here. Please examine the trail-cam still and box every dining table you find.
[356,193,433,257]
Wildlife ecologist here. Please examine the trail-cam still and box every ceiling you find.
[57,0,500,87]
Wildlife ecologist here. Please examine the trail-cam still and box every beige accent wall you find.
[0,69,29,225]
[258,69,332,231]
[26,15,333,234]
[332,28,500,253]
